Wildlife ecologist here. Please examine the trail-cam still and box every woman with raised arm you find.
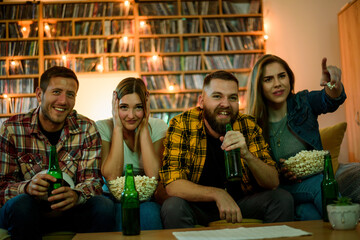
[246,54,346,220]
[96,77,168,230]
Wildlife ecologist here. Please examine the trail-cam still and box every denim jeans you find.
[115,201,163,231]
[280,173,323,221]
[0,194,115,240]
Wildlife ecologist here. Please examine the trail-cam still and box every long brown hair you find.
[115,77,149,153]
[245,54,295,140]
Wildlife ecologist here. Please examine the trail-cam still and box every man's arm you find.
[73,120,103,200]
[0,123,30,207]
[221,119,279,190]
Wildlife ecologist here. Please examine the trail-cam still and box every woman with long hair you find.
[246,54,346,220]
[96,77,168,230]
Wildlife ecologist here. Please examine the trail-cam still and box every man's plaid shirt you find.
[0,107,103,207]
[159,107,276,195]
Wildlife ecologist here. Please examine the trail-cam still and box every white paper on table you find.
[173,225,312,240]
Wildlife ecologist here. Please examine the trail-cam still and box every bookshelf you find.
[0,2,40,125]
[0,0,265,124]
[137,0,265,122]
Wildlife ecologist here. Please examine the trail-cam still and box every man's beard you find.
[203,106,238,135]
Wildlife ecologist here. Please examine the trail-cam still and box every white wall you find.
[74,0,350,162]
[75,72,139,121]
[263,0,350,163]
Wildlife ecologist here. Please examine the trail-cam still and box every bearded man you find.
[159,70,294,228]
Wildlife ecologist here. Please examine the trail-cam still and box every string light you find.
[264,34,269,40]
[124,1,130,7]
[152,55,158,61]
[44,24,50,31]
[140,21,146,28]
[96,64,104,72]
[168,85,174,91]
[123,36,128,42]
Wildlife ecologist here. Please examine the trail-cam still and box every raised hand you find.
[320,57,342,90]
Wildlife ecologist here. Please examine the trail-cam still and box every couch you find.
[0,122,358,239]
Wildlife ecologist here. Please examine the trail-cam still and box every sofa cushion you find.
[319,122,347,173]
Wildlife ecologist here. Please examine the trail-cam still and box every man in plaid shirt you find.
[0,66,115,239]
[160,71,294,228]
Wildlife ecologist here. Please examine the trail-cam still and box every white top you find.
[96,117,168,175]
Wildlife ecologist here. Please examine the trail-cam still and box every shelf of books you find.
[0,0,265,125]
[139,0,265,123]
[0,2,40,124]
[41,1,136,72]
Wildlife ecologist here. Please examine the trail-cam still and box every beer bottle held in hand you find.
[47,145,63,197]
[321,152,339,222]
[224,123,242,181]
[121,164,140,235]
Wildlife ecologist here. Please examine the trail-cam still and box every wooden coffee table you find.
[73,220,360,240]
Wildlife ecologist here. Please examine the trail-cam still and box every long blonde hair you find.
[115,77,149,153]
[245,54,295,140]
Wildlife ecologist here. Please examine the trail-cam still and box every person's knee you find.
[88,195,115,214]
[271,189,294,208]
[161,197,195,229]
[161,196,189,218]
[0,194,41,231]
[140,202,163,230]
[3,194,39,217]
[81,195,116,232]
[140,201,161,215]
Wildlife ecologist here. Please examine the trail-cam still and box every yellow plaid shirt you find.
[159,107,276,195]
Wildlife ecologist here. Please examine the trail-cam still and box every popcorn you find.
[108,175,158,202]
[327,82,336,90]
[283,150,329,178]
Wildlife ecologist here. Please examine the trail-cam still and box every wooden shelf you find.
[0,0,264,123]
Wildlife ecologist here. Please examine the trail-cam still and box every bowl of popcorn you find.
[283,150,329,179]
[108,175,158,202]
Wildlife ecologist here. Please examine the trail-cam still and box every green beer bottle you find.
[321,152,339,222]
[121,164,140,235]
[224,123,242,181]
[47,145,63,197]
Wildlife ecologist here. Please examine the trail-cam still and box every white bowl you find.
[327,204,360,230]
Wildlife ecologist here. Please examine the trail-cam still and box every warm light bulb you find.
[96,64,104,72]
[3,94,8,99]
[168,85,174,91]
[152,55,158,61]
[62,55,67,60]
[44,24,50,31]
[11,61,16,66]
[22,27,27,32]
[140,21,146,27]
[123,36,128,42]
[124,1,130,7]
[264,34,269,40]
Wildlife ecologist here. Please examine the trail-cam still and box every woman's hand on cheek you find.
[112,91,123,129]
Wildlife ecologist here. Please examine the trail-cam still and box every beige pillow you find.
[319,122,347,173]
